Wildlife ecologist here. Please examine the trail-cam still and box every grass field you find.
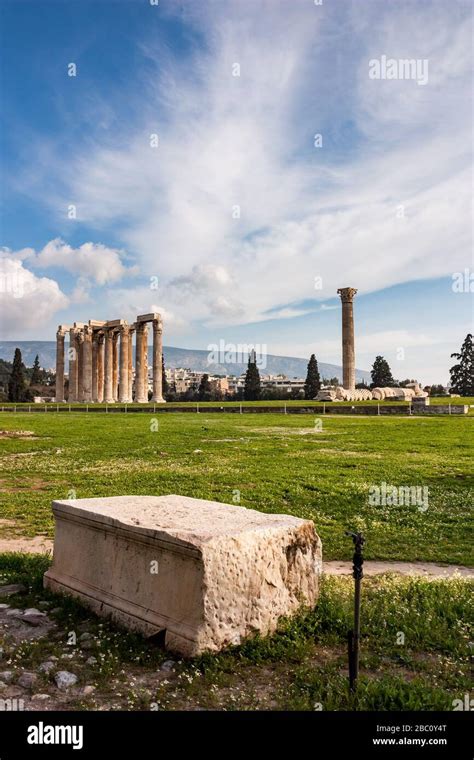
[0,553,471,711]
[0,411,472,564]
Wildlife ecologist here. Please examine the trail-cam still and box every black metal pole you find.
[346,530,364,693]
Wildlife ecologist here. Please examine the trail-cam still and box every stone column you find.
[112,332,119,401]
[135,323,148,403]
[55,328,65,402]
[82,325,93,402]
[337,287,358,390]
[77,331,84,402]
[152,317,165,403]
[127,328,134,402]
[92,333,99,402]
[68,328,78,402]
[118,325,129,403]
[97,333,105,403]
[104,329,114,403]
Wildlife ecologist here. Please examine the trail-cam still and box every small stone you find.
[6,609,22,617]
[0,584,26,598]
[0,603,10,610]
[48,656,59,662]
[24,608,46,618]
[55,671,78,691]
[79,632,92,641]
[85,657,97,666]
[160,660,175,672]
[0,681,7,690]
[38,662,55,674]
[18,672,37,689]
[22,615,48,628]
[0,671,13,683]
[60,653,74,659]
[31,693,51,701]
[82,685,95,696]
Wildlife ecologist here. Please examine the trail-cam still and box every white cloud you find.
[0,255,68,336]
[22,238,136,285]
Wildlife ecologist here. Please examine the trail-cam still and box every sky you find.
[0,0,472,383]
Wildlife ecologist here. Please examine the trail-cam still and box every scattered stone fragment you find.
[79,632,92,641]
[0,681,7,690]
[24,608,46,618]
[48,656,59,662]
[55,671,78,690]
[0,603,10,610]
[0,584,26,598]
[6,609,23,617]
[18,672,38,689]
[85,657,97,666]
[82,685,95,696]
[60,653,74,659]
[38,662,56,674]
[0,671,13,683]
[31,694,51,701]
[160,660,175,672]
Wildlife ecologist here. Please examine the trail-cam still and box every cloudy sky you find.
[0,0,472,382]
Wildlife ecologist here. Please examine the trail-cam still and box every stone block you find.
[44,495,322,656]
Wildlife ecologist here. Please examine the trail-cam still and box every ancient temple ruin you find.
[55,313,164,403]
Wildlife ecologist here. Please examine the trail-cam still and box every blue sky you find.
[0,0,472,382]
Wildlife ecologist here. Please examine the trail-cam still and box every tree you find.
[244,353,261,400]
[197,373,212,401]
[304,354,321,399]
[161,355,169,398]
[8,348,26,402]
[370,356,395,388]
[30,355,42,386]
[430,384,446,397]
[449,334,474,396]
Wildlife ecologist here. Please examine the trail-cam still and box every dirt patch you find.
[0,536,53,553]
[0,430,39,439]
[0,477,55,493]
[323,560,474,578]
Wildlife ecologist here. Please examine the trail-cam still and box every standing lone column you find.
[68,328,78,402]
[135,324,148,403]
[82,325,93,402]
[152,316,165,403]
[55,327,66,402]
[118,325,129,403]
[337,287,358,390]
[104,329,114,403]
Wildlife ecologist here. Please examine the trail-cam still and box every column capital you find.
[337,287,358,303]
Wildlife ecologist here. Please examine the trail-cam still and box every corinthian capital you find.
[337,287,358,303]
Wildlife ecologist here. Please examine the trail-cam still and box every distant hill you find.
[0,341,371,383]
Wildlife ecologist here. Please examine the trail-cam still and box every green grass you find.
[0,412,472,564]
[0,554,471,711]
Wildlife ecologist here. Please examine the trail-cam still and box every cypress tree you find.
[304,354,321,399]
[198,373,212,401]
[244,352,261,401]
[8,348,26,402]
[30,354,42,385]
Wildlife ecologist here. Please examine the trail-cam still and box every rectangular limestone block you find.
[44,495,322,656]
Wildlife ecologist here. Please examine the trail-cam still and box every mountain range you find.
[0,341,371,383]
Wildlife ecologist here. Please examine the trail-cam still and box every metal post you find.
[346,530,365,693]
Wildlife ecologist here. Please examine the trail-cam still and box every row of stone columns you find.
[55,314,165,403]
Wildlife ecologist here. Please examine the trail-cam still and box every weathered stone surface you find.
[55,671,78,691]
[44,495,322,656]
[0,584,26,598]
